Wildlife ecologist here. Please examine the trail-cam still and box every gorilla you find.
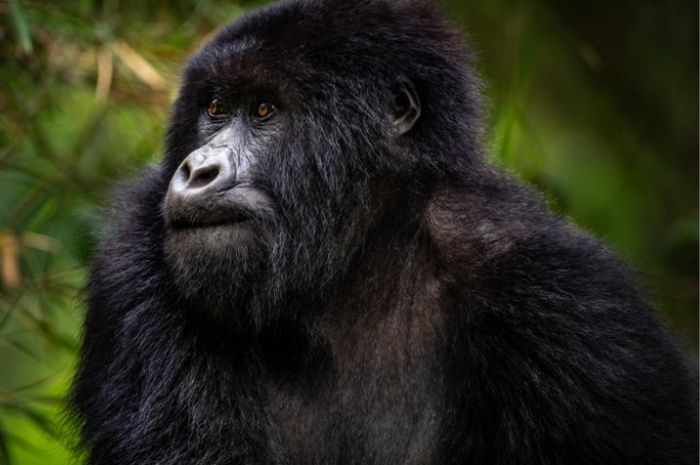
[71,0,698,464]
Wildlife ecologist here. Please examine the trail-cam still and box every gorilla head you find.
[161,0,482,325]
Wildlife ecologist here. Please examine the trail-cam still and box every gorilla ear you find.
[392,80,421,136]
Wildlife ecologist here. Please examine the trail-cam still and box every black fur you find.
[71,0,699,464]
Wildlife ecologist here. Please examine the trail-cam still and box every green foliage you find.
[0,0,697,463]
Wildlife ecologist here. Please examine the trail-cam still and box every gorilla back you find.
[72,1,698,464]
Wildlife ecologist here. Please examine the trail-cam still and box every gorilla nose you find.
[164,148,245,228]
[164,143,271,229]
[169,150,234,199]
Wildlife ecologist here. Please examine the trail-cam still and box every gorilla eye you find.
[252,99,276,121]
[208,99,226,117]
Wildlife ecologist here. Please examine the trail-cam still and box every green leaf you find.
[9,0,32,54]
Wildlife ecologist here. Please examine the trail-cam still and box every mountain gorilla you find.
[72,0,698,464]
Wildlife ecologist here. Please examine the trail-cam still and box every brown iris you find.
[256,102,272,119]
[208,99,224,117]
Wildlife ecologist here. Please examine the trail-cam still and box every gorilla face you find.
[159,41,411,322]
[162,83,285,315]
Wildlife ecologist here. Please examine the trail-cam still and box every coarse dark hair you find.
[72,1,699,464]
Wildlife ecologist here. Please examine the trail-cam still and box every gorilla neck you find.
[262,217,445,381]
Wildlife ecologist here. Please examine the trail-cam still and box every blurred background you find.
[0,0,697,463]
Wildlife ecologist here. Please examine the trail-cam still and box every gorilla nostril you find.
[181,162,191,183]
[188,165,220,189]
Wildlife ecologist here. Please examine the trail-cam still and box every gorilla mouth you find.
[169,210,252,231]
[164,185,274,233]
[162,184,275,255]
[165,208,259,256]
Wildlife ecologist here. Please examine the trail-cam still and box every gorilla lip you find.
[164,183,273,232]
[168,212,252,231]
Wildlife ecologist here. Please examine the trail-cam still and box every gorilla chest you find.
[264,347,443,464]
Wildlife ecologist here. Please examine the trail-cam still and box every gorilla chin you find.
[167,218,257,254]
[164,227,269,322]
[163,184,274,319]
